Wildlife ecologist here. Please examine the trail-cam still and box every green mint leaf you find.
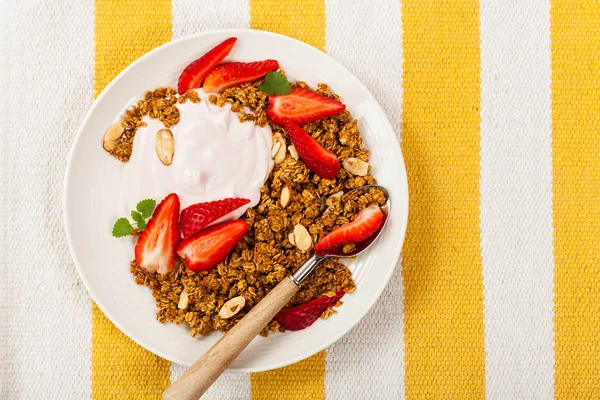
[112,218,133,238]
[136,199,156,219]
[131,211,146,229]
[258,72,292,95]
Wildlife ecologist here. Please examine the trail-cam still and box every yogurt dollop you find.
[122,89,274,221]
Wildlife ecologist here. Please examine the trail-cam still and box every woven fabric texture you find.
[1,0,599,399]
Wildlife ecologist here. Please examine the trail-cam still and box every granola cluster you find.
[129,81,385,336]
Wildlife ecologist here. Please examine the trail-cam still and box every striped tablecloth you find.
[1,0,599,398]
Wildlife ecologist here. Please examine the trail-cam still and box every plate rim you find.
[63,28,409,372]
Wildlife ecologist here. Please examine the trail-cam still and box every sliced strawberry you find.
[314,205,384,256]
[203,60,279,93]
[177,37,237,95]
[282,119,340,179]
[267,86,346,125]
[180,198,251,238]
[275,291,345,331]
[176,219,248,272]
[134,193,181,274]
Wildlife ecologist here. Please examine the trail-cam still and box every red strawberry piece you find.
[134,193,181,274]
[203,60,279,93]
[179,198,251,238]
[282,119,340,179]
[177,37,237,95]
[176,219,248,272]
[314,205,384,256]
[267,86,346,125]
[275,291,345,331]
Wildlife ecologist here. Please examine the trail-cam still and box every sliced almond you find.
[272,133,286,164]
[218,296,246,319]
[155,129,175,166]
[330,190,344,199]
[103,140,117,152]
[342,157,369,176]
[288,232,296,246]
[320,196,327,213]
[280,184,292,208]
[102,123,124,152]
[178,288,189,310]
[271,141,282,158]
[275,147,286,164]
[293,224,312,252]
[105,122,125,141]
[288,145,299,160]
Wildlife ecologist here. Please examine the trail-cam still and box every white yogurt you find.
[121,89,274,221]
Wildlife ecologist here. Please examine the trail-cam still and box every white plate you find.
[64,29,408,372]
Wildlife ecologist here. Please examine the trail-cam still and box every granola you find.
[130,81,386,336]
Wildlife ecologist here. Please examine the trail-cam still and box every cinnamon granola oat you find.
[130,81,387,336]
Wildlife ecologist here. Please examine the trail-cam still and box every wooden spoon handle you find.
[163,276,299,400]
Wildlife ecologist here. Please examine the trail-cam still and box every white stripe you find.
[0,1,94,398]
[479,1,554,398]
[325,1,405,399]
[170,2,252,397]
[172,0,249,39]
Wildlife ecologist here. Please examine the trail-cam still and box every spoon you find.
[163,185,391,400]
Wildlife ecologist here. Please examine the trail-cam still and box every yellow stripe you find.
[92,0,172,398]
[251,352,327,400]
[94,0,173,96]
[91,306,171,398]
[249,1,327,399]
[401,1,486,398]
[551,1,600,398]
[249,0,326,51]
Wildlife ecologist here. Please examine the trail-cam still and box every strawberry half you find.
[282,119,340,179]
[203,60,279,93]
[176,219,248,272]
[180,198,251,238]
[177,37,237,95]
[314,205,384,256]
[275,291,345,331]
[267,86,346,125]
[134,193,181,274]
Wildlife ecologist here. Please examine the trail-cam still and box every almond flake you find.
[288,232,296,246]
[218,296,246,319]
[293,224,312,252]
[342,158,369,176]
[155,129,175,166]
[102,123,124,152]
[271,141,282,158]
[272,133,286,164]
[288,145,299,160]
[178,288,189,310]
[280,184,292,208]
